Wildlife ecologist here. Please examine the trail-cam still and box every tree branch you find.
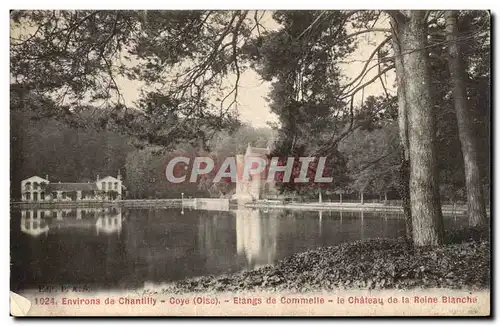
[341,36,391,91]
[341,65,395,100]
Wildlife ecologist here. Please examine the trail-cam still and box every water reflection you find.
[96,212,122,235]
[20,210,49,237]
[11,207,467,292]
[236,209,277,268]
[20,207,122,236]
[318,210,322,235]
[360,210,364,240]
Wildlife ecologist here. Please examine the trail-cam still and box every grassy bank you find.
[161,226,490,293]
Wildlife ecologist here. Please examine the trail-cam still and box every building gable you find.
[97,176,120,183]
[22,176,49,184]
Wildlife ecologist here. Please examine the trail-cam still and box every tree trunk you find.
[392,11,444,246]
[391,15,413,240]
[398,153,413,237]
[445,10,487,226]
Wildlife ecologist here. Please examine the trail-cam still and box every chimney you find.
[96,174,100,182]
[117,170,122,181]
[45,174,49,181]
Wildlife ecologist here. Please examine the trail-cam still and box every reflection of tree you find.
[122,209,198,282]
[236,209,278,268]
[360,210,365,240]
[197,212,237,272]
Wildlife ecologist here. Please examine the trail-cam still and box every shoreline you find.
[10,199,472,215]
[243,202,469,215]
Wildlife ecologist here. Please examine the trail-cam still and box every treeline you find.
[11,103,488,204]
[11,110,131,200]
[10,113,275,200]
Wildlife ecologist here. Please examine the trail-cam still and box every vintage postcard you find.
[10,9,491,317]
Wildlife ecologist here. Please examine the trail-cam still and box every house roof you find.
[97,176,120,182]
[22,176,49,183]
[46,183,98,192]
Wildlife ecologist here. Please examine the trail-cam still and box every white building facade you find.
[20,172,125,202]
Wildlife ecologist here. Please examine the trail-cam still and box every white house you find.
[96,175,123,197]
[21,175,50,202]
[20,171,125,202]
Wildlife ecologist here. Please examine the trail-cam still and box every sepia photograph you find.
[9,8,491,317]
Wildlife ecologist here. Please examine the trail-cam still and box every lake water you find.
[10,207,467,291]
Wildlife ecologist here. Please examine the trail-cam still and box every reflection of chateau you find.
[236,209,277,268]
[20,172,125,202]
[20,207,122,236]
[232,144,277,203]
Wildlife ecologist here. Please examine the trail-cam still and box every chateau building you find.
[20,172,125,202]
[232,143,277,203]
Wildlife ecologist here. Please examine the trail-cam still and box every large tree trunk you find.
[445,11,487,227]
[391,23,413,240]
[392,11,444,246]
[399,152,413,237]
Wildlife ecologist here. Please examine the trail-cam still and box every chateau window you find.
[114,182,118,190]
[25,182,31,190]
[108,182,112,190]
[33,182,39,190]
[102,182,106,190]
